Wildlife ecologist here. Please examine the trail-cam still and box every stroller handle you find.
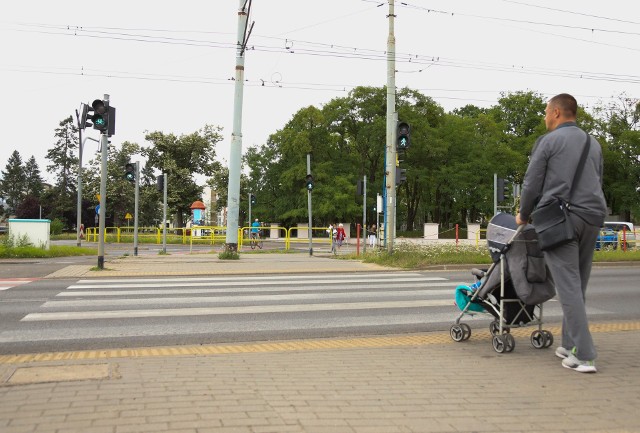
[506,223,527,245]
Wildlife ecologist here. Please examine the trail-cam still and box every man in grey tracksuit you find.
[516,93,607,373]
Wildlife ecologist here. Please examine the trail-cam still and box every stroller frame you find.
[450,224,554,353]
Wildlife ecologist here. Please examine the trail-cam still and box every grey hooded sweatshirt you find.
[519,122,607,227]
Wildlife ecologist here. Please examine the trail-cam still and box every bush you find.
[50,218,64,235]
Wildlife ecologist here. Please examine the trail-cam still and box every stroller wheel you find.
[492,335,506,353]
[460,323,472,341]
[530,330,547,349]
[489,321,510,336]
[504,334,515,352]
[449,324,466,342]
[542,330,554,348]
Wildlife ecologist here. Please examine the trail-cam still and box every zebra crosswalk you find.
[6,273,470,347]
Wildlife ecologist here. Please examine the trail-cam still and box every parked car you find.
[595,228,618,250]
[603,221,636,250]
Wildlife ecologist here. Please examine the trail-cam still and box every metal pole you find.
[162,173,167,254]
[307,153,313,256]
[494,173,497,216]
[385,0,397,253]
[75,108,84,248]
[224,0,249,253]
[248,192,252,229]
[363,175,367,254]
[97,95,109,269]
[133,161,139,256]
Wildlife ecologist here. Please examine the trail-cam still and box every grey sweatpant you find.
[542,213,600,361]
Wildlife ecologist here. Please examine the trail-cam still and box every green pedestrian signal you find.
[397,121,410,150]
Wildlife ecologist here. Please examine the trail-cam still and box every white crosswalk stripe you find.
[0,278,36,291]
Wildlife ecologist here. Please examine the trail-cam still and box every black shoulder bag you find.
[531,131,591,251]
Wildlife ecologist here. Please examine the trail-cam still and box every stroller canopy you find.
[482,213,556,305]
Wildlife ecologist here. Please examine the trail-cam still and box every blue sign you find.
[95,205,100,215]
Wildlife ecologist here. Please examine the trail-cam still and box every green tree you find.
[142,125,223,227]
[24,156,44,199]
[45,116,79,226]
[592,94,640,221]
[0,150,26,216]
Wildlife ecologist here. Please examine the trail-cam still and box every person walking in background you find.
[334,223,347,254]
[368,224,377,248]
[515,93,607,374]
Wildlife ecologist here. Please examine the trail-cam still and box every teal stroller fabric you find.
[455,284,486,313]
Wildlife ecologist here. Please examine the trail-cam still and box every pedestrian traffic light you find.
[305,174,314,191]
[157,174,164,192]
[250,194,257,205]
[397,121,410,150]
[497,177,510,202]
[125,163,135,183]
[396,166,407,185]
[91,99,108,132]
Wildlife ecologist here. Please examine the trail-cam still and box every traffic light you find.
[79,103,91,130]
[91,99,108,132]
[497,178,510,202]
[82,99,116,136]
[397,121,410,150]
[250,194,257,205]
[305,174,314,191]
[396,166,407,185]
[125,163,135,183]
[157,174,164,192]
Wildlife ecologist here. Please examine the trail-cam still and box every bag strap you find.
[568,131,591,204]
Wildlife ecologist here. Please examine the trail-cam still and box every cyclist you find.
[251,218,262,242]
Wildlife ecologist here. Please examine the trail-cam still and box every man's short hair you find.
[549,93,577,118]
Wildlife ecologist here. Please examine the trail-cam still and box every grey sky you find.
[1,0,638,183]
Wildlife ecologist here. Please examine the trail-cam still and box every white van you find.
[603,221,636,250]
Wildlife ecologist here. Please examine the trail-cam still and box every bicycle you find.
[249,231,263,249]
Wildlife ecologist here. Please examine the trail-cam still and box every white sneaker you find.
[562,354,597,373]
[555,346,572,359]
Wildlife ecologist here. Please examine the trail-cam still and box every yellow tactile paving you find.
[1,320,638,365]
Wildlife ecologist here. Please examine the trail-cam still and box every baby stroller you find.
[450,213,556,353]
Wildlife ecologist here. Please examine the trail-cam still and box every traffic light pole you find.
[97,94,109,270]
[362,175,367,254]
[248,192,252,227]
[133,162,139,256]
[162,173,167,254]
[307,153,313,256]
[385,0,397,253]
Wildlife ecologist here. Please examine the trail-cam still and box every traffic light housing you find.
[305,174,314,191]
[157,174,164,192]
[497,177,509,202]
[250,194,257,205]
[397,121,410,150]
[81,99,116,136]
[125,163,135,183]
[396,166,407,185]
[79,103,91,130]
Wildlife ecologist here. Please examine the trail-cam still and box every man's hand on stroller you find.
[515,212,527,225]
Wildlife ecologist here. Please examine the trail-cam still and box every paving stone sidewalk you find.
[1,325,639,433]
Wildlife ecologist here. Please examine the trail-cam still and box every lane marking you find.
[57,282,464,296]
[68,276,446,289]
[45,289,454,308]
[22,300,453,321]
[0,278,37,291]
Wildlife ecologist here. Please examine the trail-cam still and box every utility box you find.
[8,219,51,250]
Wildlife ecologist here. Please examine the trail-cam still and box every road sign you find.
[95,205,100,215]
[125,213,133,219]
